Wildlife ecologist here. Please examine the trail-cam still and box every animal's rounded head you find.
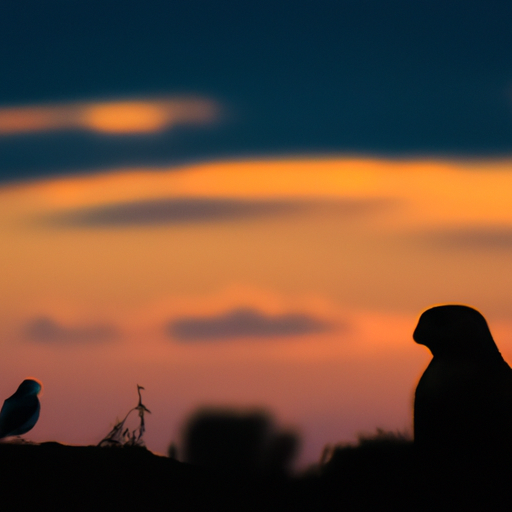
[16,379,42,396]
[413,305,499,358]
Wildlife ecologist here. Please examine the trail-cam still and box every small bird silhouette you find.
[0,379,42,439]
[413,305,512,462]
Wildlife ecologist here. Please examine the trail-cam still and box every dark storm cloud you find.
[167,308,336,341]
[417,226,512,249]
[1,1,512,183]
[25,317,117,343]
[43,197,397,228]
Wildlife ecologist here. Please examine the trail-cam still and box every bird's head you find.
[16,379,42,396]
[413,305,499,359]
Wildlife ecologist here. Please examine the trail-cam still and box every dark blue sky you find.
[1,0,512,182]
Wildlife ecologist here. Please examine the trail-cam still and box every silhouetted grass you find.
[98,385,150,447]
[319,428,412,469]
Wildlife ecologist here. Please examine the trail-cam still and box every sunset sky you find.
[2,1,512,467]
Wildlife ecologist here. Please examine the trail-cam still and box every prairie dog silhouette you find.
[413,305,512,460]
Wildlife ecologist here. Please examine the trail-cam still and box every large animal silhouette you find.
[0,379,42,439]
[413,305,512,461]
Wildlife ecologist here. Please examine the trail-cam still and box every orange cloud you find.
[6,157,512,230]
[0,97,219,135]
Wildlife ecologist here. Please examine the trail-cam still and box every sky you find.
[1,1,512,467]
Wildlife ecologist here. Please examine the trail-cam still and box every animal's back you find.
[415,354,512,460]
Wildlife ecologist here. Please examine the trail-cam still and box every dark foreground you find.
[1,439,511,511]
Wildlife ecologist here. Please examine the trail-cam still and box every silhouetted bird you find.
[0,379,42,439]
[413,305,512,463]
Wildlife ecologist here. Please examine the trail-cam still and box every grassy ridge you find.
[1,433,509,511]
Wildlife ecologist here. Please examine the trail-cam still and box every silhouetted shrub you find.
[180,408,299,475]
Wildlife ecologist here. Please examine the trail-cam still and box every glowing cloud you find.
[0,97,219,135]
[5,157,511,235]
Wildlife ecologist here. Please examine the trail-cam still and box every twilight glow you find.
[2,156,512,465]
